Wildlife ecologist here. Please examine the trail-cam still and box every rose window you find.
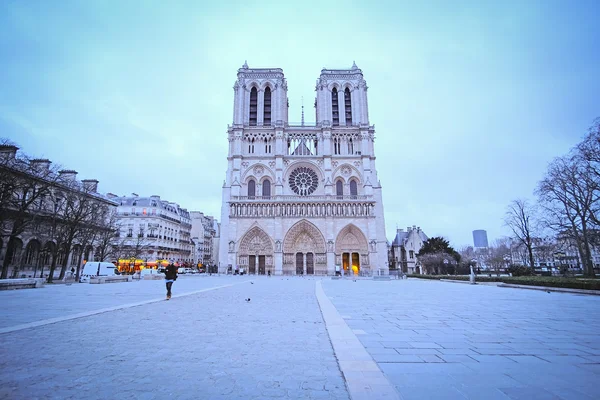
[289,167,318,196]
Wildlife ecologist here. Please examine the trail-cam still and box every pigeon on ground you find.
[251,282,254,284]
[245,298,251,302]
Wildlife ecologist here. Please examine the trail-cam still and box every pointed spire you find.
[242,60,248,69]
[301,97,305,127]
[352,61,358,70]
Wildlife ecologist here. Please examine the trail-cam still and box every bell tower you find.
[232,61,289,127]
[315,61,369,126]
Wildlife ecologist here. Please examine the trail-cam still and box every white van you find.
[80,262,118,283]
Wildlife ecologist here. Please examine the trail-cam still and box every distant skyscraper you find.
[472,230,489,248]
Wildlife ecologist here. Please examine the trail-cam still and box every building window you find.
[249,87,258,126]
[264,87,271,126]
[248,179,256,199]
[331,88,339,126]
[334,137,340,155]
[336,180,343,198]
[409,250,414,259]
[248,137,255,154]
[350,180,358,198]
[262,180,271,199]
[344,87,352,125]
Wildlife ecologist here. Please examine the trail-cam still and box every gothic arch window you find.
[248,137,255,154]
[264,137,271,153]
[248,179,256,199]
[249,87,258,126]
[344,87,352,125]
[336,180,343,198]
[348,138,354,154]
[264,87,271,126]
[350,179,358,198]
[262,179,271,199]
[331,87,339,126]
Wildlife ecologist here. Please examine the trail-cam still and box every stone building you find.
[218,62,388,276]
[190,211,218,268]
[389,226,428,274]
[0,144,117,279]
[113,194,193,264]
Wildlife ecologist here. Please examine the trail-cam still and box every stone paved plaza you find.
[0,276,599,399]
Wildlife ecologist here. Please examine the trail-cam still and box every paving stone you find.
[0,277,349,400]
[322,279,600,399]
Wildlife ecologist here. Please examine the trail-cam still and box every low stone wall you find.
[143,274,164,280]
[89,276,133,284]
[0,278,45,290]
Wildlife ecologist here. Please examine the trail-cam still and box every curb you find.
[498,283,600,296]
[316,281,400,400]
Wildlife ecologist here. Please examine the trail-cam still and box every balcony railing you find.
[230,195,371,202]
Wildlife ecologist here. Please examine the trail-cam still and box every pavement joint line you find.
[0,280,252,335]
[316,280,401,400]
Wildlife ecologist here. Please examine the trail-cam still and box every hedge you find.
[406,274,600,290]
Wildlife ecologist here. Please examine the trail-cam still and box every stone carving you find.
[239,226,274,254]
[317,160,323,166]
[275,240,282,252]
[253,165,264,176]
[269,161,275,168]
[335,224,369,254]
[228,241,235,252]
[283,219,327,254]
[283,159,289,166]
[341,166,351,176]
[332,161,338,167]
[327,240,334,252]
[353,161,361,167]
[370,240,377,252]
[241,162,249,168]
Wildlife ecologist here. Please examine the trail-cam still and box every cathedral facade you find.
[218,62,388,276]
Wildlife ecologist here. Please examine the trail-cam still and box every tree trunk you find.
[47,252,59,283]
[581,223,596,278]
[527,243,535,271]
[58,242,73,280]
[1,236,17,279]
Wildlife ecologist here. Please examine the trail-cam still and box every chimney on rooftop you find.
[106,193,118,199]
[30,159,52,172]
[58,169,78,181]
[0,145,19,161]
[82,179,99,193]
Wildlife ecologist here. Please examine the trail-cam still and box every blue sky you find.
[1,0,599,248]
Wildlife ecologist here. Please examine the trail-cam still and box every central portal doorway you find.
[296,253,303,275]
[249,255,256,274]
[306,252,314,274]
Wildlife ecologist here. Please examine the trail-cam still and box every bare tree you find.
[0,141,61,279]
[504,199,538,271]
[537,155,596,277]
[483,238,512,276]
[94,209,120,263]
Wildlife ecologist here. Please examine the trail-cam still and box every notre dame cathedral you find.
[218,62,388,276]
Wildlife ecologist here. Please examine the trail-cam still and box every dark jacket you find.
[165,265,178,280]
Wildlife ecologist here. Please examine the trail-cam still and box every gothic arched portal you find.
[238,225,274,275]
[335,224,369,276]
[282,219,327,275]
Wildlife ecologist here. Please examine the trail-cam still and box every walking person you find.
[165,263,178,300]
